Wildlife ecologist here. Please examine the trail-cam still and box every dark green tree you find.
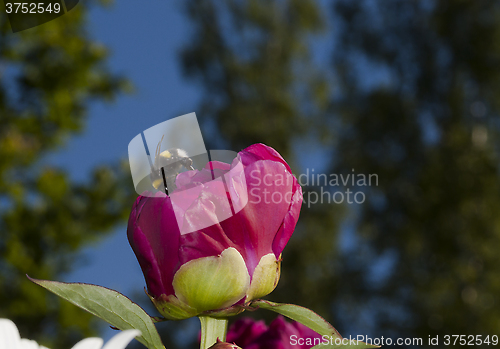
[331,0,500,343]
[0,2,135,348]
[180,0,500,347]
[182,0,329,158]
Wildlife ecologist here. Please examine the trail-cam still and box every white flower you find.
[0,319,140,349]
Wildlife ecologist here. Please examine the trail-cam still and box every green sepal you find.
[28,276,165,349]
[148,292,198,321]
[202,303,247,318]
[172,247,250,313]
[245,253,280,301]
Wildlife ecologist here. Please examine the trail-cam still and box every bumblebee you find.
[150,135,195,193]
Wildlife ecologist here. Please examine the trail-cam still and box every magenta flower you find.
[226,317,322,349]
[127,144,302,319]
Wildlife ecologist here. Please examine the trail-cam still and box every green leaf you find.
[29,277,165,349]
[249,300,379,348]
[249,299,341,339]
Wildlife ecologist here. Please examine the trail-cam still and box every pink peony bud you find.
[227,316,322,349]
[127,144,302,319]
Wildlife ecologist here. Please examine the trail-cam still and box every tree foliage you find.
[0,2,135,348]
[331,0,500,340]
[182,0,328,158]
[182,0,500,347]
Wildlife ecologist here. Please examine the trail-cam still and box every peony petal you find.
[0,319,22,349]
[252,316,303,349]
[170,184,205,232]
[272,182,302,258]
[204,161,231,171]
[172,179,232,235]
[225,160,296,272]
[176,162,230,192]
[226,318,268,348]
[127,196,181,297]
[102,330,141,349]
[127,224,166,297]
[20,339,44,349]
[226,317,321,349]
[291,322,323,349]
[71,337,103,349]
[179,223,233,262]
[238,144,291,173]
[175,170,199,190]
[225,158,248,215]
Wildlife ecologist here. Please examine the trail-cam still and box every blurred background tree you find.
[330,0,500,342]
[178,0,500,348]
[0,1,136,348]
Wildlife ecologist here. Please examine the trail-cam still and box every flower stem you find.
[199,316,228,349]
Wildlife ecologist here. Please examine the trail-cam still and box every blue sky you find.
[46,0,202,339]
